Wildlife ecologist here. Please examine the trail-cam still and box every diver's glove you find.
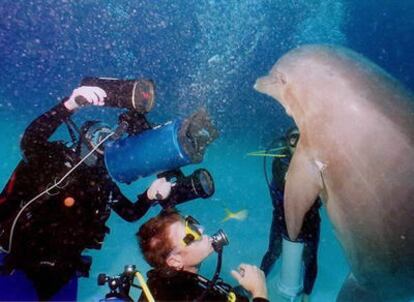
[64,86,107,111]
[147,177,172,201]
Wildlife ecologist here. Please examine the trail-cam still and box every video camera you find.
[81,77,218,208]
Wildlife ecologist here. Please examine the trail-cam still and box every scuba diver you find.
[136,209,269,302]
[0,83,174,300]
[260,127,321,302]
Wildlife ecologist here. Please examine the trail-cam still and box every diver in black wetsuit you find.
[260,127,321,302]
[0,86,172,300]
[137,209,269,302]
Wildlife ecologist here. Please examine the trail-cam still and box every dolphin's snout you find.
[254,76,267,93]
[253,79,261,90]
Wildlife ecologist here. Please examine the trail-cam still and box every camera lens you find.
[193,169,214,198]
[158,168,215,209]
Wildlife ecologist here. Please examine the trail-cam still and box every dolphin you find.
[254,45,414,301]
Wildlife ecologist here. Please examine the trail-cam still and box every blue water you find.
[0,1,413,301]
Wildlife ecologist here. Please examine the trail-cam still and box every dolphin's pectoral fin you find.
[337,274,382,302]
[284,148,322,241]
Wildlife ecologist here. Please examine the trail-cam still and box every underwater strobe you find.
[78,77,155,113]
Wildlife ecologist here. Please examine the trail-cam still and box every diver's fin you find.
[284,145,322,240]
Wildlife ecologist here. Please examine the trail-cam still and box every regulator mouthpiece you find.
[211,229,229,252]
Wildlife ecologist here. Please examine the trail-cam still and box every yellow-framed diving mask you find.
[182,216,203,246]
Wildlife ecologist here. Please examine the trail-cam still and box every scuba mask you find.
[77,121,114,167]
[181,216,229,252]
[80,121,113,155]
[286,128,300,149]
[182,216,204,246]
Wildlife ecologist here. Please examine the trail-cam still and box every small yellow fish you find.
[222,208,248,222]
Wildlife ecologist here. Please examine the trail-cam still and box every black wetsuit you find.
[260,139,321,295]
[138,268,269,302]
[0,102,153,300]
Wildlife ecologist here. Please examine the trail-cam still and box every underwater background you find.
[0,0,413,301]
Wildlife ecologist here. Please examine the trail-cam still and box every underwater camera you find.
[77,76,219,207]
[104,108,217,208]
[157,168,215,209]
[104,108,219,184]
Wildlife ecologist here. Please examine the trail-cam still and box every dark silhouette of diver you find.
[0,85,172,300]
[260,127,321,302]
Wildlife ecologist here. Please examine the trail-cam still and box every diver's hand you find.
[64,86,107,111]
[231,264,268,300]
[147,177,172,201]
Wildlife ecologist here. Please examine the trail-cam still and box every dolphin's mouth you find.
[253,80,262,91]
[254,76,278,93]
